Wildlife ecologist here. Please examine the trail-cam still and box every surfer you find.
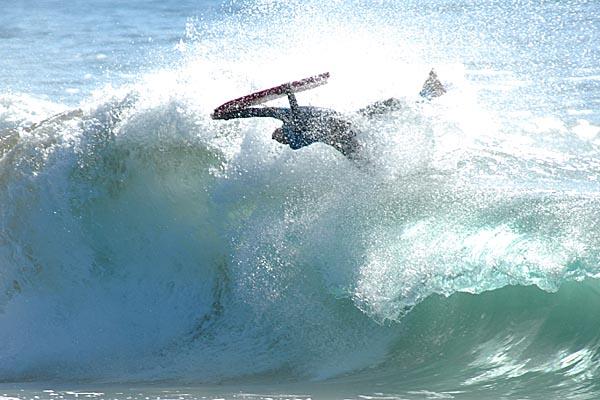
[212,70,446,158]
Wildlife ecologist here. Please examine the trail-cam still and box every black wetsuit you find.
[217,104,360,157]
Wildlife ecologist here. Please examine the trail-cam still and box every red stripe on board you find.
[212,72,330,118]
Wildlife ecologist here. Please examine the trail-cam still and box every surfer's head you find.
[272,127,289,144]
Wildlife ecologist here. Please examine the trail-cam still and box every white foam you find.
[572,119,600,141]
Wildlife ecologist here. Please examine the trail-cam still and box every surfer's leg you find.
[419,69,446,100]
[357,97,405,117]
[358,69,446,117]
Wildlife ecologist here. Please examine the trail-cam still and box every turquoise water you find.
[1,1,600,399]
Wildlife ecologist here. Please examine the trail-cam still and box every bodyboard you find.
[212,72,330,118]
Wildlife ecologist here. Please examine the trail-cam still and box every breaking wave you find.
[1,1,600,398]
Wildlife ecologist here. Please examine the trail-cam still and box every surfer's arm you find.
[212,107,291,121]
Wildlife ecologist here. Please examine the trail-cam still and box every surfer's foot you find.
[419,69,446,100]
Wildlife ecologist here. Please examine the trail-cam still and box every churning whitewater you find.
[1,0,600,399]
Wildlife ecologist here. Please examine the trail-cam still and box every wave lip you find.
[1,84,600,392]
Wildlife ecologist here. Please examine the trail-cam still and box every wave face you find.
[1,1,600,398]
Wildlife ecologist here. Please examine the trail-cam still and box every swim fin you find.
[419,69,446,100]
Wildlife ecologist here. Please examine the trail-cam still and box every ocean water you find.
[1,0,600,399]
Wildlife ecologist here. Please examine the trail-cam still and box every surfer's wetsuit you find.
[216,103,360,157]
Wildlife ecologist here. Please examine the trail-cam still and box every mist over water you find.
[1,1,600,399]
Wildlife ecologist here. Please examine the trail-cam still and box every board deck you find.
[212,72,330,118]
